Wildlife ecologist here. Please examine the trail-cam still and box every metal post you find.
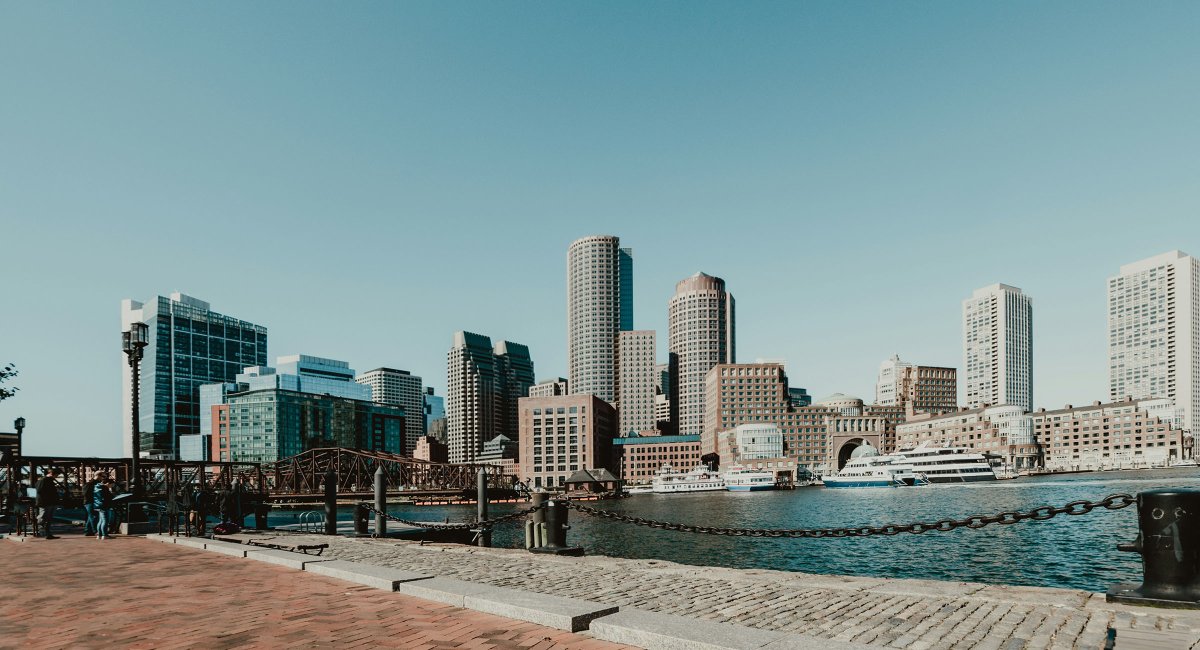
[354,503,369,536]
[1109,489,1200,608]
[476,469,490,547]
[529,500,583,556]
[531,491,547,525]
[323,468,337,535]
[13,418,24,459]
[374,466,386,538]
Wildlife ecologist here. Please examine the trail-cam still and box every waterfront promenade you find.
[4,529,1200,649]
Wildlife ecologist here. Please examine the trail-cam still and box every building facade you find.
[529,378,569,398]
[611,434,702,485]
[1034,398,1190,471]
[896,404,1040,471]
[669,272,735,438]
[876,355,957,415]
[413,435,448,463]
[963,284,1033,412]
[517,394,617,489]
[617,330,657,436]
[1108,251,1200,433]
[356,367,425,455]
[121,293,267,459]
[423,387,445,439]
[567,235,632,403]
[446,331,534,463]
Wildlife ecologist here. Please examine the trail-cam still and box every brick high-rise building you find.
[875,355,957,415]
[518,394,617,490]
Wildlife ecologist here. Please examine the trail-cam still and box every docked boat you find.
[896,442,997,483]
[651,464,726,493]
[723,467,777,492]
[823,444,923,488]
[624,484,654,495]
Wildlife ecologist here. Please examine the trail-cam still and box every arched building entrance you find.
[829,432,883,471]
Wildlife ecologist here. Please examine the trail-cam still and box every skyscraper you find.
[962,284,1033,412]
[1108,251,1199,432]
[121,293,267,459]
[567,235,632,403]
[669,272,735,437]
[445,331,535,463]
[617,330,657,436]
[356,367,425,455]
[423,386,445,435]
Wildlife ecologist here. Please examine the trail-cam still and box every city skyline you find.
[4,4,1200,456]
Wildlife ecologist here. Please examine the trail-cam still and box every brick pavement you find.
[0,534,636,650]
[223,532,1200,650]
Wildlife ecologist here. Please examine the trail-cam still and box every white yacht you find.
[896,442,997,483]
[624,484,654,495]
[823,444,923,488]
[651,464,726,493]
[723,467,777,492]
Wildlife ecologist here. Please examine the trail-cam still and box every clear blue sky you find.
[3,2,1198,457]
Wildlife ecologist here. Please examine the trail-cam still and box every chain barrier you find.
[359,502,548,531]
[561,493,1137,538]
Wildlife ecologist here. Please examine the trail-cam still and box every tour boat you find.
[722,467,777,492]
[651,464,726,493]
[822,454,921,488]
[894,442,997,483]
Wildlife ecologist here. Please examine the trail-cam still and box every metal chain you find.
[561,493,1137,538]
[359,502,547,531]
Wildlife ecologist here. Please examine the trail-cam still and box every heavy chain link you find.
[561,493,1136,538]
[359,502,547,531]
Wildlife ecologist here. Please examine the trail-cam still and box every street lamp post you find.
[13,417,25,459]
[123,322,149,522]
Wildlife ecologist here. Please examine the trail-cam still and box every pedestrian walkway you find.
[0,534,635,649]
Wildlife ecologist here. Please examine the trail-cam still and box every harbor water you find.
[273,468,1198,593]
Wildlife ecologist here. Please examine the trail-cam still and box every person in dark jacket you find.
[179,484,194,536]
[93,476,113,540]
[192,484,210,535]
[83,477,99,537]
[164,481,181,536]
[35,469,61,539]
[219,484,235,524]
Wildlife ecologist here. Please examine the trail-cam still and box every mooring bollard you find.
[529,500,584,556]
[254,501,269,531]
[1108,489,1200,608]
[525,491,548,549]
[323,468,337,536]
[354,503,369,536]
[374,466,386,538]
[476,469,491,547]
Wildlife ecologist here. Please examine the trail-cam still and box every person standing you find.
[164,481,181,536]
[93,476,113,540]
[192,483,209,535]
[179,483,194,536]
[82,476,99,537]
[35,468,61,539]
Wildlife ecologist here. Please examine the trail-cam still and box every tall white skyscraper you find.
[356,367,425,455]
[617,330,657,436]
[875,355,914,406]
[962,284,1033,412]
[669,272,735,437]
[1108,251,1199,432]
[567,235,632,403]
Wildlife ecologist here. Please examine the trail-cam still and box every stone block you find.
[588,607,785,649]
[144,534,176,544]
[305,560,432,591]
[463,586,619,633]
[392,576,501,607]
[761,635,878,650]
[245,548,335,570]
[173,537,208,550]
[203,540,250,557]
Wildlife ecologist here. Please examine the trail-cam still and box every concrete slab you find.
[761,635,878,650]
[588,607,784,649]
[203,540,250,557]
[144,534,176,544]
[462,586,619,633]
[3,534,31,543]
[173,537,208,550]
[305,560,432,591]
[392,576,501,607]
[244,548,336,570]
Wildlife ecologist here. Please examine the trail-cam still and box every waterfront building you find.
[121,293,267,459]
[1108,251,1200,433]
[611,433,702,485]
[875,355,957,414]
[819,395,905,470]
[731,423,784,459]
[357,368,425,454]
[478,434,520,477]
[567,235,632,404]
[896,404,1040,471]
[423,387,444,436]
[617,330,657,436]
[413,435,448,463]
[529,378,569,398]
[654,393,671,429]
[1033,398,1190,471]
[446,331,535,463]
[517,394,616,489]
[669,272,735,438]
[963,284,1033,412]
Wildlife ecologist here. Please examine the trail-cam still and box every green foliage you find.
[0,363,18,402]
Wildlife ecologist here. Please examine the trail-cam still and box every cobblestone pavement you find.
[225,532,1200,650]
[0,534,635,650]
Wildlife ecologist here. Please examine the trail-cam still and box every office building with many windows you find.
[617,330,657,436]
[963,284,1033,412]
[517,394,616,489]
[446,331,535,463]
[567,235,632,403]
[669,272,735,437]
[357,367,425,455]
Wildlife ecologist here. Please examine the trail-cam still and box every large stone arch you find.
[829,432,883,471]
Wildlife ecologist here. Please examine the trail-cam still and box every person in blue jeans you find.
[83,477,98,536]
[93,476,113,540]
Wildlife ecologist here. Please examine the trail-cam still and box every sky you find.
[2,2,1198,457]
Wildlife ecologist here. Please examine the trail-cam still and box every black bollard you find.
[374,466,386,538]
[476,469,490,547]
[529,500,583,556]
[1108,489,1200,608]
[354,503,369,536]
[323,468,337,536]
[254,501,269,531]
